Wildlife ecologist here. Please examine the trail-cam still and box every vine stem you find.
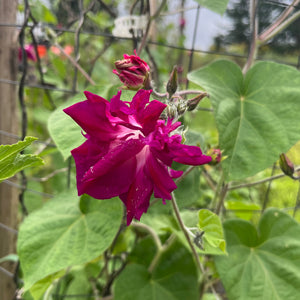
[258,10,300,45]
[136,0,167,56]
[243,0,300,73]
[243,0,258,74]
[132,222,175,273]
[259,0,300,41]
[148,234,176,273]
[175,165,196,185]
[171,193,220,298]
[132,222,162,250]
[152,89,208,99]
[170,192,204,274]
[293,179,300,217]
[229,166,300,190]
[54,42,95,85]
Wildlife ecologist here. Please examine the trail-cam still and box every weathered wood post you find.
[0,0,19,299]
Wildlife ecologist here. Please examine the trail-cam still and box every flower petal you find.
[110,91,133,118]
[138,100,167,135]
[171,144,212,165]
[63,93,117,141]
[82,138,145,182]
[131,89,152,112]
[80,156,137,199]
[120,168,153,225]
[146,153,177,200]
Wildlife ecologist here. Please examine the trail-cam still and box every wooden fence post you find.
[0,0,19,299]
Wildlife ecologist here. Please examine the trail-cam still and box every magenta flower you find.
[113,50,151,90]
[18,44,37,62]
[64,89,211,225]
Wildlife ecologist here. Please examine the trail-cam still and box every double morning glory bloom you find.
[64,89,211,225]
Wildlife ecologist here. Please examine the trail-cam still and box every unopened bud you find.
[166,103,178,120]
[207,148,222,165]
[166,66,178,97]
[113,50,150,90]
[279,153,294,178]
[187,92,208,111]
[177,99,187,116]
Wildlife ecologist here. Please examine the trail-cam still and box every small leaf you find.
[0,137,44,182]
[29,271,65,300]
[188,60,300,180]
[194,0,229,15]
[198,209,226,254]
[214,208,300,300]
[18,191,123,291]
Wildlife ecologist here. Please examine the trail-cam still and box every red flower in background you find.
[64,89,211,225]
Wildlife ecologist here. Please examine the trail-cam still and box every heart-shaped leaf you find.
[188,60,300,180]
[114,241,198,300]
[214,208,300,300]
[18,192,123,291]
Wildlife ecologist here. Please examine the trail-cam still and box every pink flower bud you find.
[166,66,178,97]
[279,153,294,178]
[113,50,150,90]
[207,148,222,165]
[187,92,208,111]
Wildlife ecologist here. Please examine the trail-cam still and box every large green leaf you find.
[214,208,300,300]
[17,192,123,291]
[194,0,229,15]
[188,60,300,180]
[114,241,199,300]
[0,136,44,182]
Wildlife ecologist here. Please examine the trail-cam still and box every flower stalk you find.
[171,193,204,274]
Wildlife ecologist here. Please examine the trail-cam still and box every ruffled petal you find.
[131,89,152,112]
[120,168,153,225]
[145,153,177,200]
[64,93,118,141]
[72,138,144,199]
[71,139,109,186]
[171,144,212,165]
[169,168,183,178]
[138,100,167,135]
[82,138,145,182]
[79,156,137,199]
[109,91,133,120]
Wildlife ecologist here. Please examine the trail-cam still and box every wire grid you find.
[0,0,300,298]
